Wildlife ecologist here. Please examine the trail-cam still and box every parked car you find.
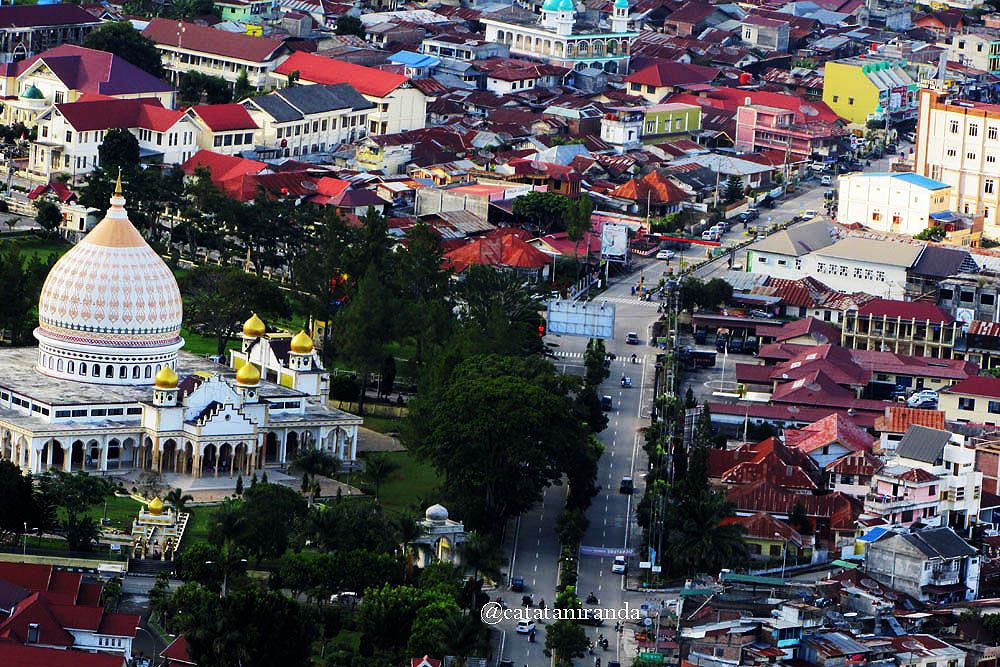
[716,334,729,352]
[511,577,525,592]
[625,332,640,345]
[804,209,818,218]
[749,309,775,319]
[600,395,613,411]
[611,556,627,574]
[656,249,675,260]
[907,389,939,408]
[820,175,832,186]
[620,476,634,494]
[516,620,536,634]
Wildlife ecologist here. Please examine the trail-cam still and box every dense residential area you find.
[5,0,1000,666]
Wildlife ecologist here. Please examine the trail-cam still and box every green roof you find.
[20,85,43,100]
[720,572,786,586]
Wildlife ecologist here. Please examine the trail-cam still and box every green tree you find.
[723,175,743,204]
[235,474,244,496]
[99,128,141,177]
[566,194,594,276]
[456,266,546,356]
[233,69,252,100]
[335,15,365,37]
[391,222,453,365]
[289,449,341,479]
[178,71,233,106]
[0,460,36,543]
[148,572,171,626]
[378,354,397,398]
[336,264,395,414]
[555,507,589,547]
[83,22,164,77]
[34,199,62,239]
[165,488,193,513]
[915,226,946,242]
[101,576,123,611]
[583,338,609,387]
[459,531,502,583]
[407,354,592,532]
[180,265,291,356]
[361,452,399,502]
[544,619,589,667]
[64,512,100,551]
[512,190,573,232]
[235,483,308,562]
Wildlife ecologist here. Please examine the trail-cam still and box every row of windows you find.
[950,118,1000,140]
[958,398,1000,413]
[7,394,50,416]
[274,114,363,139]
[213,132,254,147]
[816,262,886,281]
[41,353,159,381]
[940,288,996,305]
[944,146,998,163]
[53,407,138,418]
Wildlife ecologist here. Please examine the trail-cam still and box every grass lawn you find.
[53,495,143,534]
[181,504,222,547]
[9,235,69,263]
[181,327,229,357]
[364,450,440,516]
[362,415,404,434]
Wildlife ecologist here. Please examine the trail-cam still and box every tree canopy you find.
[83,22,164,78]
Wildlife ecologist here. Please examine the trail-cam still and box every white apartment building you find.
[896,425,980,530]
[272,52,427,136]
[940,31,1000,73]
[242,83,372,158]
[29,98,199,179]
[143,18,290,91]
[914,88,1000,239]
[837,171,951,236]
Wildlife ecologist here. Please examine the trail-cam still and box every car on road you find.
[804,209,818,218]
[656,249,675,260]
[516,620,536,634]
[511,577,525,592]
[600,395,613,411]
[820,175,832,186]
[612,555,627,574]
[620,476,634,494]
[625,332,640,345]
[907,389,938,408]
[620,375,632,388]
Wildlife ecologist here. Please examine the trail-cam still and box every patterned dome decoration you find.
[34,177,184,386]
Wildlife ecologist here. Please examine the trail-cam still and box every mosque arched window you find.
[119,366,127,379]
[105,365,113,378]
[145,366,152,378]
[132,366,140,379]
[57,359,63,372]
[67,362,74,374]
[80,363,87,376]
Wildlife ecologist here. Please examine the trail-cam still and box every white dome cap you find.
[34,177,183,385]
[425,504,449,521]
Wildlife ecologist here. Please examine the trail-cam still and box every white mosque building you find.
[481,0,637,74]
[0,179,360,478]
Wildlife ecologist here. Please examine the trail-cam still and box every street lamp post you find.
[23,522,28,557]
[135,625,158,667]
[775,532,787,579]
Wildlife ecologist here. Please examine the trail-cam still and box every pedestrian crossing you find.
[593,296,662,308]
[552,351,584,359]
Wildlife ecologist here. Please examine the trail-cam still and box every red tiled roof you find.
[0,593,74,647]
[784,413,874,455]
[756,317,840,345]
[0,4,100,29]
[0,641,125,667]
[16,44,172,96]
[769,344,870,387]
[665,0,718,24]
[711,437,818,491]
[189,103,258,131]
[721,511,805,547]
[856,299,954,323]
[27,181,76,203]
[874,406,946,434]
[143,18,287,63]
[275,51,408,98]
[888,467,939,483]
[944,375,1000,399]
[624,61,719,88]
[161,634,196,665]
[609,170,688,204]
[180,149,267,185]
[759,276,834,308]
[727,480,861,531]
[445,231,551,272]
[826,450,882,476]
[851,350,976,381]
[55,97,184,132]
[98,612,141,637]
[667,86,841,124]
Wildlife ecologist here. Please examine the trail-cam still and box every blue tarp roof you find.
[388,50,440,68]
[857,526,889,543]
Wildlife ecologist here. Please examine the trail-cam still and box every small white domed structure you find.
[34,176,183,385]
[425,503,449,522]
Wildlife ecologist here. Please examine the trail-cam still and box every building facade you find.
[822,57,918,126]
[0,4,101,65]
[735,103,846,159]
[837,172,951,235]
[841,299,961,359]
[865,527,980,602]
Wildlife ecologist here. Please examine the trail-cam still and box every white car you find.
[907,389,938,408]
[656,249,675,260]
[611,556,627,574]
[516,620,536,634]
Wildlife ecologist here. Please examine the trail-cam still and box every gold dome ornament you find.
[148,497,164,516]
[242,313,266,338]
[154,365,178,389]
[290,330,314,353]
[235,362,261,386]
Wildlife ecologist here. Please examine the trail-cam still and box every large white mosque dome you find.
[33,177,183,385]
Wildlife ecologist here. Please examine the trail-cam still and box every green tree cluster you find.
[83,22,164,78]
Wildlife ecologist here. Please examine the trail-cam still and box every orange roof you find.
[874,406,946,434]
[180,149,267,185]
[445,231,551,272]
[721,511,805,548]
[275,51,408,98]
[609,171,689,204]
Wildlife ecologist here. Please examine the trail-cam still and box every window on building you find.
[833,95,839,103]
[990,401,1000,414]
[982,293,995,306]
[961,290,975,303]
[990,127,998,140]
[848,97,854,105]
[947,148,957,157]
[758,256,768,263]
[951,120,960,134]
[872,211,881,221]
[959,397,976,411]
[876,270,885,281]
[213,136,222,147]
[990,155,998,164]
[971,124,980,137]
[987,179,996,195]
[646,85,655,93]
[968,151,978,160]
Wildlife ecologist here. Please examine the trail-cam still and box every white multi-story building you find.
[272,52,427,135]
[142,18,290,91]
[29,98,200,179]
[837,172,951,236]
[481,0,638,74]
[242,83,372,158]
[914,88,1000,239]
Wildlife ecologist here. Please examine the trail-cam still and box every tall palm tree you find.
[165,487,194,513]
[361,453,398,502]
[208,497,246,549]
[289,449,341,479]
[396,512,422,582]
[669,490,749,576]
[460,531,503,585]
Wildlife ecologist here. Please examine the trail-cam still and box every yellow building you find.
[940,376,1000,425]
[822,58,918,126]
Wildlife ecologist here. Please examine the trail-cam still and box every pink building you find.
[865,466,940,526]
[735,104,847,160]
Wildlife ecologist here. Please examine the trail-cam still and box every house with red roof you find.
[0,563,138,663]
[707,437,819,493]
[0,4,103,65]
[0,44,174,126]
[143,19,290,91]
[186,104,258,157]
[0,641,125,667]
[783,413,874,472]
[273,52,427,135]
[842,299,963,361]
[874,405,946,454]
[756,316,841,346]
[445,230,551,280]
[608,170,690,216]
[624,61,720,103]
[941,375,1000,425]
[180,149,269,193]
[161,635,196,666]
[721,511,812,562]
[29,97,199,180]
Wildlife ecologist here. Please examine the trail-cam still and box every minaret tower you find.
[611,0,629,33]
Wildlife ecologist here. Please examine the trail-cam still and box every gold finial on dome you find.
[148,497,164,516]
[290,330,314,353]
[114,167,123,196]
[236,362,261,386]
[242,313,266,338]
[154,365,178,389]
